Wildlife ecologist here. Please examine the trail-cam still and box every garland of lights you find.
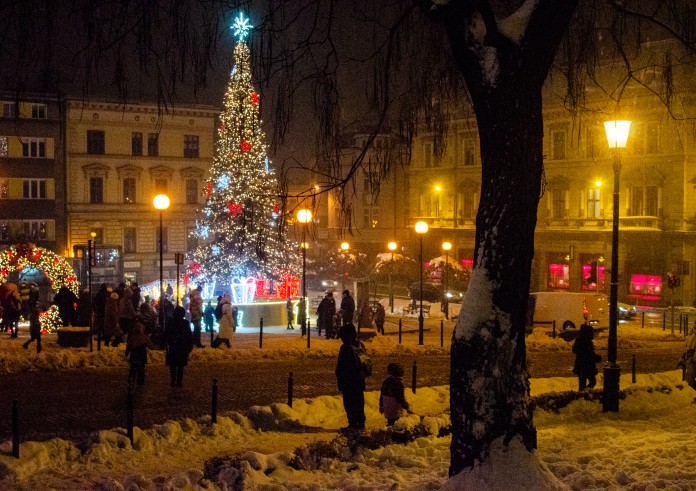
[0,243,79,295]
[40,305,63,333]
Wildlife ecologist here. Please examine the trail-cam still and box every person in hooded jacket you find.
[572,324,601,391]
[165,306,193,387]
[379,362,410,426]
[103,291,122,346]
[335,323,366,431]
[215,294,234,348]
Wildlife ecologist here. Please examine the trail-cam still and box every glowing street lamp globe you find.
[297,209,312,224]
[153,194,170,210]
[415,221,429,234]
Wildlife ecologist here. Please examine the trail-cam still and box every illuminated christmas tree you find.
[188,13,298,286]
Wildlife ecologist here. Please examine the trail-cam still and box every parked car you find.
[527,292,609,331]
[444,290,465,303]
[409,282,442,302]
[617,302,637,321]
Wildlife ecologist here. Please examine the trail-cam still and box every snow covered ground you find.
[1,298,694,489]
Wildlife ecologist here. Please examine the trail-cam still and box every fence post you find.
[398,319,402,344]
[552,320,556,339]
[126,385,134,446]
[211,378,218,424]
[679,314,683,334]
[411,360,417,394]
[288,372,294,408]
[259,317,263,349]
[12,399,19,459]
[641,311,645,329]
[307,318,311,349]
[440,319,444,348]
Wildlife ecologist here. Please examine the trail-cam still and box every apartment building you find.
[0,94,67,255]
[66,99,217,285]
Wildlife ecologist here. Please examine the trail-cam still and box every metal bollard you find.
[12,399,19,459]
[440,319,444,347]
[632,354,636,384]
[126,385,134,445]
[552,320,556,339]
[288,372,294,408]
[307,318,311,348]
[259,317,264,349]
[641,311,645,329]
[399,319,402,344]
[211,378,218,424]
[412,360,417,394]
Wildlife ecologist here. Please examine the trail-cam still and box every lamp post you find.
[442,241,452,320]
[297,209,312,336]
[415,221,429,345]
[388,241,397,313]
[603,119,631,412]
[153,194,170,335]
[88,231,96,351]
[340,241,350,291]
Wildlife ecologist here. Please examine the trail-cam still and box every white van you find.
[527,292,609,331]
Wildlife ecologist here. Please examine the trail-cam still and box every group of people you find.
[315,290,387,338]
[0,280,42,351]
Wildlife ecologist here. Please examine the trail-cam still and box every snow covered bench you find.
[401,304,431,318]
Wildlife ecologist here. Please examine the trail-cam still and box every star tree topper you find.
[231,13,252,42]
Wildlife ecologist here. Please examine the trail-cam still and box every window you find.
[186,228,198,252]
[1,102,14,118]
[458,191,476,219]
[645,122,659,154]
[362,207,379,228]
[87,130,105,155]
[631,186,659,216]
[460,135,476,166]
[185,179,198,204]
[23,221,47,240]
[552,131,566,160]
[184,135,199,158]
[551,189,567,219]
[548,263,570,289]
[0,136,7,156]
[157,227,169,253]
[0,179,7,199]
[21,138,46,158]
[90,177,104,204]
[424,142,433,168]
[22,179,47,199]
[132,132,143,156]
[123,178,136,204]
[31,103,47,119]
[0,222,9,241]
[587,188,601,218]
[124,227,137,253]
[147,133,159,156]
[154,178,168,194]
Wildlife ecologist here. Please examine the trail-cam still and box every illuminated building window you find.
[582,261,605,291]
[587,188,601,218]
[548,263,570,289]
[630,274,662,299]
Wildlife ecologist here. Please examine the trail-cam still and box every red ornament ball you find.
[241,141,251,152]
[251,92,259,104]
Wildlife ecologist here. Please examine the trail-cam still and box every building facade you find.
[65,99,217,286]
[0,94,67,255]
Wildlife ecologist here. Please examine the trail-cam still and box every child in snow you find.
[379,362,410,426]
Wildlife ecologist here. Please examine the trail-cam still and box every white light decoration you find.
[202,281,216,301]
[217,174,231,190]
[231,12,252,41]
[230,276,257,304]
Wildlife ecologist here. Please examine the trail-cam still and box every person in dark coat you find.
[76,289,92,326]
[165,306,193,387]
[572,324,601,391]
[54,286,78,327]
[203,301,215,333]
[22,286,42,353]
[317,291,336,338]
[126,317,156,386]
[93,283,108,341]
[286,298,295,330]
[373,302,386,334]
[340,290,355,326]
[335,323,366,431]
[131,282,141,311]
[379,362,410,426]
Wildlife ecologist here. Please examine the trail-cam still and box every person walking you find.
[379,362,410,426]
[572,324,601,391]
[203,301,215,333]
[340,289,355,326]
[188,287,204,348]
[1,283,21,337]
[19,279,31,320]
[286,298,295,329]
[317,291,336,338]
[103,290,122,347]
[22,284,42,353]
[335,323,366,431]
[118,287,137,337]
[373,302,386,334]
[93,283,108,343]
[215,294,234,348]
[125,317,156,386]
[164,306,193,387]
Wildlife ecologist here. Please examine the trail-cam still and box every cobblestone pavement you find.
[0,322,683,444]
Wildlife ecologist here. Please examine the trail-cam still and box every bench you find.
[57,326,91,348]
[401,304,431,318]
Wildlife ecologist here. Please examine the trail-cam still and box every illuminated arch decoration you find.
[0,243,79,296]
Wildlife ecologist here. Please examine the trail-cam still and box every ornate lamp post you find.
[340,241,350,291]
[442,241,452,320]
[297,209,312,336]
[415,221,429,345]
[153,194,170,334]
[388,241,397,313]
[602,119,631,412]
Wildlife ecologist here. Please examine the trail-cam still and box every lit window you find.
[587,188,601,218]
[548,263,570,289]
[582,261,605,291]
[630,274,662,299]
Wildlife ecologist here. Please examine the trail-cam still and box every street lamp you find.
[602,119,631,412]
[153,194,170,335]
[442,241,452,320]
[88,231,96,351]
[388,241,397,313]
[340,241,350,291]
[297,209,312,336]
[415,221,429,345]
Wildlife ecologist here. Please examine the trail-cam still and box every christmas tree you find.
[188,13,298,286]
